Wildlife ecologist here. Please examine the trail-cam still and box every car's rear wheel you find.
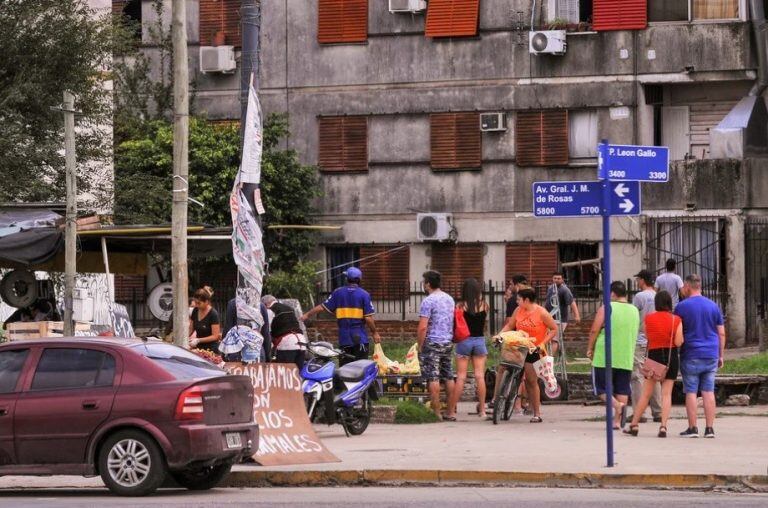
[171,461,233,491]
[98,429,166,496]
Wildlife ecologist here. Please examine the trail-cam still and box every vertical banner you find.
[230,80,266,340]
[225,363,340,466]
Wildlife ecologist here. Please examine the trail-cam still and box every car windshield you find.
[130,342,225,380]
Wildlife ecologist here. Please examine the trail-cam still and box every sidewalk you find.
[0,403,766,491]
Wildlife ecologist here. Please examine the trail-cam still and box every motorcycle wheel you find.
[304,393,317,422]
[346,393,372,436]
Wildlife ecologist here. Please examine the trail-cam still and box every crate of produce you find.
[381,375,409,395]
[6,321,92,341]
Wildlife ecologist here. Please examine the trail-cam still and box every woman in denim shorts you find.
[445,278,489,420]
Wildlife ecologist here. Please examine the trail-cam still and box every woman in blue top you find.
[446,278,489,421]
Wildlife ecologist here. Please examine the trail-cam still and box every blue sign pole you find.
[599,141,615,468]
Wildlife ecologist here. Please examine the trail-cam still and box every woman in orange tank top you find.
[498,286,558,422]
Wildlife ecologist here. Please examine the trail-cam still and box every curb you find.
[224,469,768,491]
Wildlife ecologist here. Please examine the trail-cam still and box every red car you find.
[0,338,258,496]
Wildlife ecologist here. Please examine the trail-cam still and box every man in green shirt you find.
[587,281,640,430]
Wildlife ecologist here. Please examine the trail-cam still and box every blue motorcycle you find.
[301,341,379,436]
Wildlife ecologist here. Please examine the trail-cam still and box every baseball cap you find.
[634,269,654,284]
[345,267,363,280]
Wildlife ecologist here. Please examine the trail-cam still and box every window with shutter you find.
[515,110,569,167]
[592,0,647,31]
[318,0,368,44]
[199,0,241,46]
[425,0,481,38]
[430,113,482,171]
[358,246,410,299]
[318,116,368,172]
[568,110,598,160]
[505,243,559,284]
[430,244,484,295]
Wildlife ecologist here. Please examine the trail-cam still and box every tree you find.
[113,114,321,272]
[0,0,113,207]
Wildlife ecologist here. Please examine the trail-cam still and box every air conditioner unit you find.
[480,113,507,132]
[199,45,236,74]
[389,0,427,13]
[529,30,567,55]
[417,213,454,242]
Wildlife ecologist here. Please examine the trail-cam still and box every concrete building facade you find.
[118,0,768,345]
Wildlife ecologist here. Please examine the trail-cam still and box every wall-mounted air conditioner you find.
[480,113,507,132]
[529,30,567,56]
[199,45,236,74]
[417,213,455,242]
[389,0,427,14]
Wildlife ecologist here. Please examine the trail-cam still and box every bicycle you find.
[491,338,533,425]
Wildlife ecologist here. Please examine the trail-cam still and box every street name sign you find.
[598,144,670,182]
[532,180,641,218]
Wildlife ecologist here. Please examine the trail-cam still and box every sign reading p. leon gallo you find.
[225,363,339,466]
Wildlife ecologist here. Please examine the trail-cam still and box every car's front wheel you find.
[98,429,167,496]
[170,461,233,490]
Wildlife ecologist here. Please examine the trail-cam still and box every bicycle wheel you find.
[492,369,510,425]
[502,368,522,421]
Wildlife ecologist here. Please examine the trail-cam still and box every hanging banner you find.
[225,363,340,466]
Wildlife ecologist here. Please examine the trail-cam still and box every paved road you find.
[0,487,766,507]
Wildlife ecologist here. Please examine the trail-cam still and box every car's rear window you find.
[131,343,225,380]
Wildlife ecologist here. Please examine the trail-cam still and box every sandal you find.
[530,416,543,423]
[658,426,667,438]
[623,425,639,436]
[443,415,457,422]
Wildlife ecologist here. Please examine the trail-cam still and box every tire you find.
[346,393,372,436]
[502,372,521,421]
[170,461,233,491]
[492,370,510,425]
[98,429,167,497]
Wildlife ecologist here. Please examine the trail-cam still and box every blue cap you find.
[345,267,362,280]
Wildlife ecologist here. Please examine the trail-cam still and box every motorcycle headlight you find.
[311,345,339,358]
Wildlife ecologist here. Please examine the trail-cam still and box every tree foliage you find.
[0,0,113,206]
[113,114,321,272]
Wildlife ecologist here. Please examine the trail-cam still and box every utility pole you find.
[63,91,77,337]
[171,0,189,347]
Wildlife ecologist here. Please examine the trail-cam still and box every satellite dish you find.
[0,270,38,309]
[147,283,174,321]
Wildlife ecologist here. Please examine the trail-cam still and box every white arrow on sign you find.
[619,199,634,213]
[614,183,630,198]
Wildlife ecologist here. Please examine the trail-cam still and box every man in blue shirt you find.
[674,274,726,439]
[301,267,381,365]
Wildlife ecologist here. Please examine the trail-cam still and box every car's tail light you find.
[175,386,204,421]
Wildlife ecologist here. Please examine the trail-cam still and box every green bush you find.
[392,399,440,424]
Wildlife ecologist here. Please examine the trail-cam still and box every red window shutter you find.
[430,244,484,294]
[112,1,127,15]
[505,243,558,283]
[200,0,242,47]
[430,113,481,170]
[593,0,647,31]
[318,116,368,172]
[516,110,569,167]
[425,0,480,38]
[358,246,410,299]
[318,0,368,44]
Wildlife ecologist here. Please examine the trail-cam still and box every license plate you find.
[225,432,242,449]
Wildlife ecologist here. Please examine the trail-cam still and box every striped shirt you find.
[322,284,375,346]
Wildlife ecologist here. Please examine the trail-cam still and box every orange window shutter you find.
[425,0,481,38]
[593,0,647,31]
[506,243,558,282]
[318,0,368,44]
[319,117,368,172]
[342,116,369,171]
[431,113,481,170]
[358,246,410,298]
[516,111,545,167]
[516,110,568,167]
[431,244,484,292]
[199,0,242,47]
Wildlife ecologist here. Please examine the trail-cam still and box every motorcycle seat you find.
[337,360,375,382]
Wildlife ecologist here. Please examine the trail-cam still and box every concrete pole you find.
[63,91,77,336]
[171,0,189,347]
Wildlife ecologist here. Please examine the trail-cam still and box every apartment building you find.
[116,0,768,345]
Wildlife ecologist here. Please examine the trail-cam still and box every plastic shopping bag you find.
[400,343,421,375]
[532,354,561,398]
[373,343,401,375]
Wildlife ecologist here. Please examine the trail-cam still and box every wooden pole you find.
[171,0,189,347]
[63,91,77,336]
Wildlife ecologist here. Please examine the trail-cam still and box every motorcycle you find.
[300,341,379,436]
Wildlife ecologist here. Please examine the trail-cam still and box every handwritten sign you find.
[107,302,135,338]
[225,362,339,466]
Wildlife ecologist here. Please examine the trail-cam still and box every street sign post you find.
[598,144,670,182]
[532,140,669,468]
[532,180,641,218]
